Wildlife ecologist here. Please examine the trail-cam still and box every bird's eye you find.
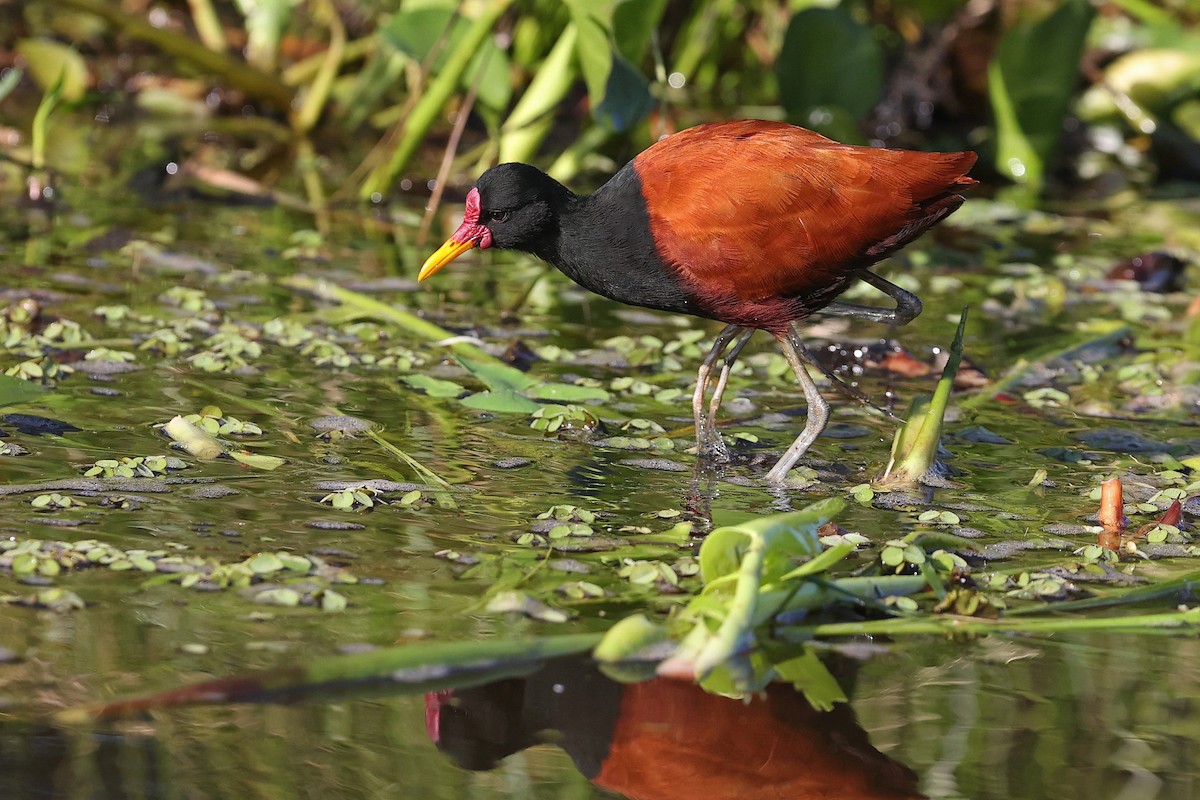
[488,210,510,223]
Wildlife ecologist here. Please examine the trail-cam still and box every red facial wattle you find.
[419,188,492,281]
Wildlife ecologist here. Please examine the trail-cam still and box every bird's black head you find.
[419,163,571,281]
[474,163,570,251]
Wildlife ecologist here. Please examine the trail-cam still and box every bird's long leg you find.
[819,270,923,326]
[764,326,830,484]
[707,328,755,422]
[795,344,900,421]
[692,324,744,461]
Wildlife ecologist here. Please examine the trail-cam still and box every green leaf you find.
[777,8,883,127]
[564,0,614,105]
[321,589,348,612]
[248,553,285,574]
[0,67,21,105]
[595,53,653,132]
[380,6,457,64]
[379,6,511,111]
[401,374,466,398]
[460,390,542,413]
[526,382,610,403]
[456,357,537,393]
[699,498,845,585]
[773,650,848,712]
[164,415,225,459]
[612,0,666,61]
[15,39,88,102]
[778,543,855,582]
[0,374,46,407]
[228,451,286,471]
[594,613,672,666]
[255,588,301,607]
[988,0,1095,191]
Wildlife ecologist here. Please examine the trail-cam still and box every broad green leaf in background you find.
[563,0,615,106]
[612,0,666,62]
[380,5,511,112]
[0,374,46,407]
[563,0,655,133]
[776,8,883,137]
[15,40,88,102]
[595,54,653,133]
[988,0,1095,192]
[361,0,515,197]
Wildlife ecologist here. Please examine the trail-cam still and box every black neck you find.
[531,165,695,316]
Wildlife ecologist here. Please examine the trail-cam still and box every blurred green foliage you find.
[1,0,1198,210]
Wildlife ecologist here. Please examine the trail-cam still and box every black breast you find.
[540,166,701,318]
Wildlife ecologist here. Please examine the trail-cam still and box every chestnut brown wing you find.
[634,121,976,307]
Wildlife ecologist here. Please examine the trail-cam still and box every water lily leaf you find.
[248,553,285,574]
[456,357,537,393]
[321,589,348,612]
[526,383,610,403]
[401,374,465,398]
[254,588,301,607]
[460,390,542,413]
[0,375,45,408]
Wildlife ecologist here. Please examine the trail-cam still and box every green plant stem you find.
[1004,570,1200,616]
[293,0,345,134]
[57,0,295,112]
[797,607,1200,638]
[280,275,506,367]
[362,427,457,509]
[546,124,613,182]
[30,71,64,171]
[282,37,374,87]
[361,0,515,198]
[186,0,227,52]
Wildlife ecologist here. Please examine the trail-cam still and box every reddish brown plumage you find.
[420,120,978,482]
[633,120,977,332]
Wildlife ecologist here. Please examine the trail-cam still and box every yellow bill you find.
[419,238,477,282]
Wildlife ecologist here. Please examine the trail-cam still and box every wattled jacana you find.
[420,120,977,483]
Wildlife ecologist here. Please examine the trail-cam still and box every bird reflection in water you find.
[428,656,923,799]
